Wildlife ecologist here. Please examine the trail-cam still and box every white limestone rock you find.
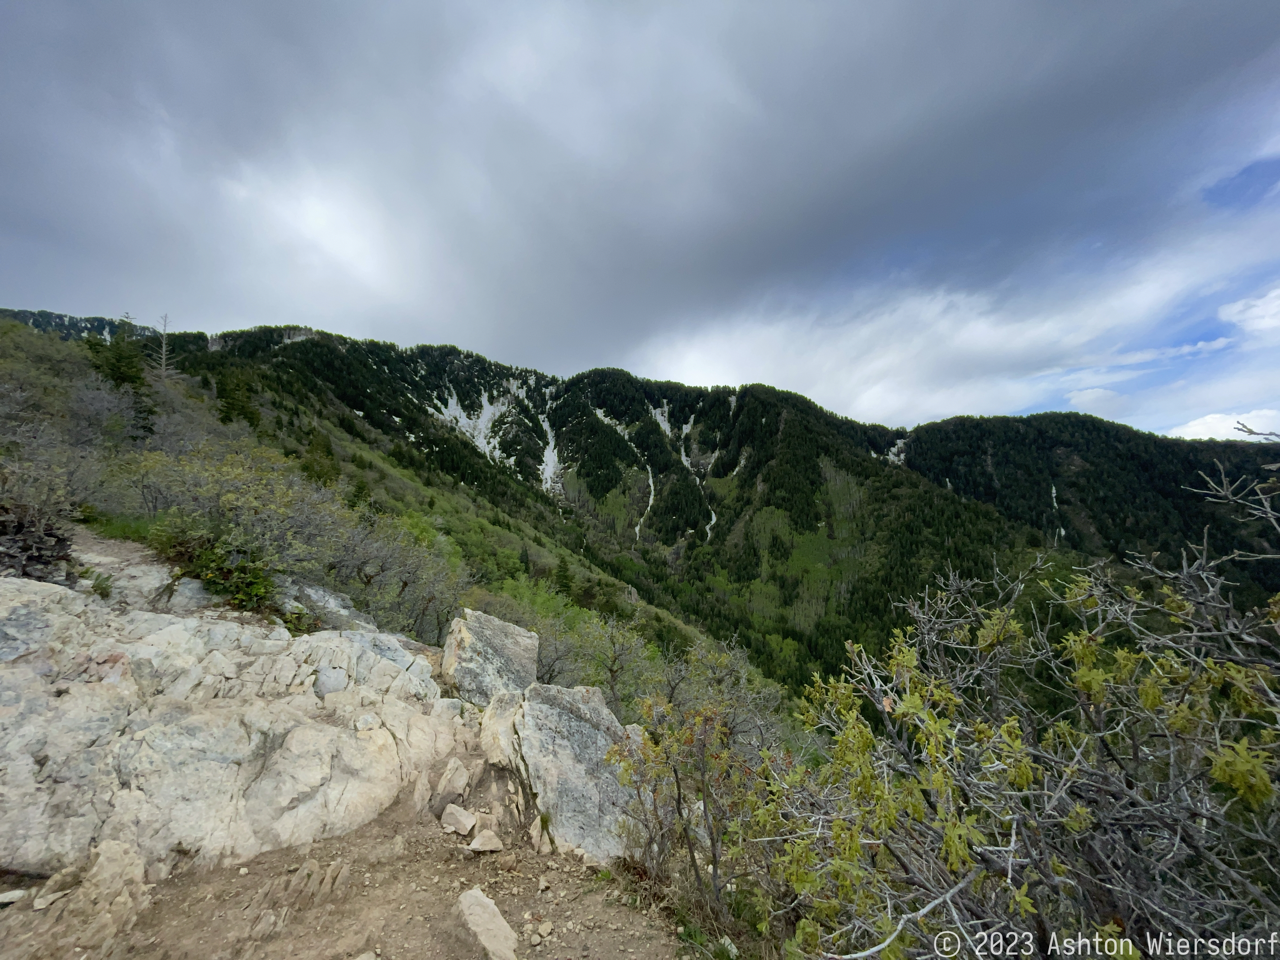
[479,691,524,768]
[0,573,455,881]
[514,684,631,863]
[431,755,471,818]
[441,609,537,707]
[0,576,93,664]
[450,888,518,960]
[441,803,477,836]
[469,829,503,852]
[291,630,439,701]
[0,662,137,873]
[274,579,378,632]
[0,840,151,959]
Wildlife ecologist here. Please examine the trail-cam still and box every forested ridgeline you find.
[2,312,1279,957]
[907,413,1280,602]
[4,308,1278,692]
[0,313,1047,689]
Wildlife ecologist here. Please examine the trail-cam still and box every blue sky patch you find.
[1202,157,1280,210]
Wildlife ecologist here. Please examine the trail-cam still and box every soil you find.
[116,789,684,960]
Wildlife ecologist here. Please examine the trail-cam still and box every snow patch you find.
[652,401,696,472]
[594,407,630,437]
[885,438,907,466]
[539,414,562,493]
[439,387,515,467]
[652,401,673,438]
[636,465,655,541]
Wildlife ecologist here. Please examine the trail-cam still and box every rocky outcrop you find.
[0,529,644,958]
[0,511,74,585]
[441,609,537,707]
[0,571,464,880]
[481,683,634,862]
[72,539,217,615]
[276,577,378,632]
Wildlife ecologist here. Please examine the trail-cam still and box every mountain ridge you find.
[6,307,1278,688]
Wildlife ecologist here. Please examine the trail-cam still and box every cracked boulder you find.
[0,574,464,879]
[447,888,517,960]
[441,609,537,708]
[481,683,633,862]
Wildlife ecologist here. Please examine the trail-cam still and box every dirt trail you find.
[117,790,682,960]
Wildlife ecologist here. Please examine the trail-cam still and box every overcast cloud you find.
[3,2,1280,436]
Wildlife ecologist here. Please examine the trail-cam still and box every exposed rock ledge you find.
[0,574,455,878]
[0,531,638,956]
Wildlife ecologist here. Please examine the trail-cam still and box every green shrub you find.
[90,570,114,599]
[148,513,275,611]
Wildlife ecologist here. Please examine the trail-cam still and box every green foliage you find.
[0,320,96,407]
[124,444,469,639]
[77,565,114,599]
[150,512,275,610]
[1209,738,1274,810]
[215,372,260,426]
[86,316,1030,687]
[13,310,1274,703]
[81,511,154,543]
[625,550,1280,957]
[906,412,1280,605]
[85,321,148,390]
[300,431,340,484]
[554,555,574,595]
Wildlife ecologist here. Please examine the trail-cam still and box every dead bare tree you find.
[1192,421,1280,546]
[151,313,175,382]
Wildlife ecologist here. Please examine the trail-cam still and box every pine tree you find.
[86,318,147,390]
[554,556,574,595]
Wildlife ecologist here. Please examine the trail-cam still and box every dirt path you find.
[115,753,682,960]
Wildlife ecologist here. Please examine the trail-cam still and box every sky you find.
[3,3,1280,438]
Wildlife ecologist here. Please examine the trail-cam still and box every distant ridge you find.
[4,307,1278,687]
[0,306,157,340]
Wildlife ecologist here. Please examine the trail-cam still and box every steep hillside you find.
[0,306,154,341]
[9,309,1277,689]
[906,413,1280,606]
[156,325,1036,687]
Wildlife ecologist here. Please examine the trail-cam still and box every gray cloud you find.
[3,2,1280,429]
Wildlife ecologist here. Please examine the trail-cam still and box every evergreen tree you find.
[300,432,339,485]
[554,555,574,595]
[86,319,147,390]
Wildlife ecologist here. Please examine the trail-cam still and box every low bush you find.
[149,512,276,611]
[615,471,1280,957]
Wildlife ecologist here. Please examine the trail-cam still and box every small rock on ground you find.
[452,887,517,960]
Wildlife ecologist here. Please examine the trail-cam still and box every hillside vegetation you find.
[3,309,1279,957]
[3,308,1278,692]
[908,413,1280,600]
